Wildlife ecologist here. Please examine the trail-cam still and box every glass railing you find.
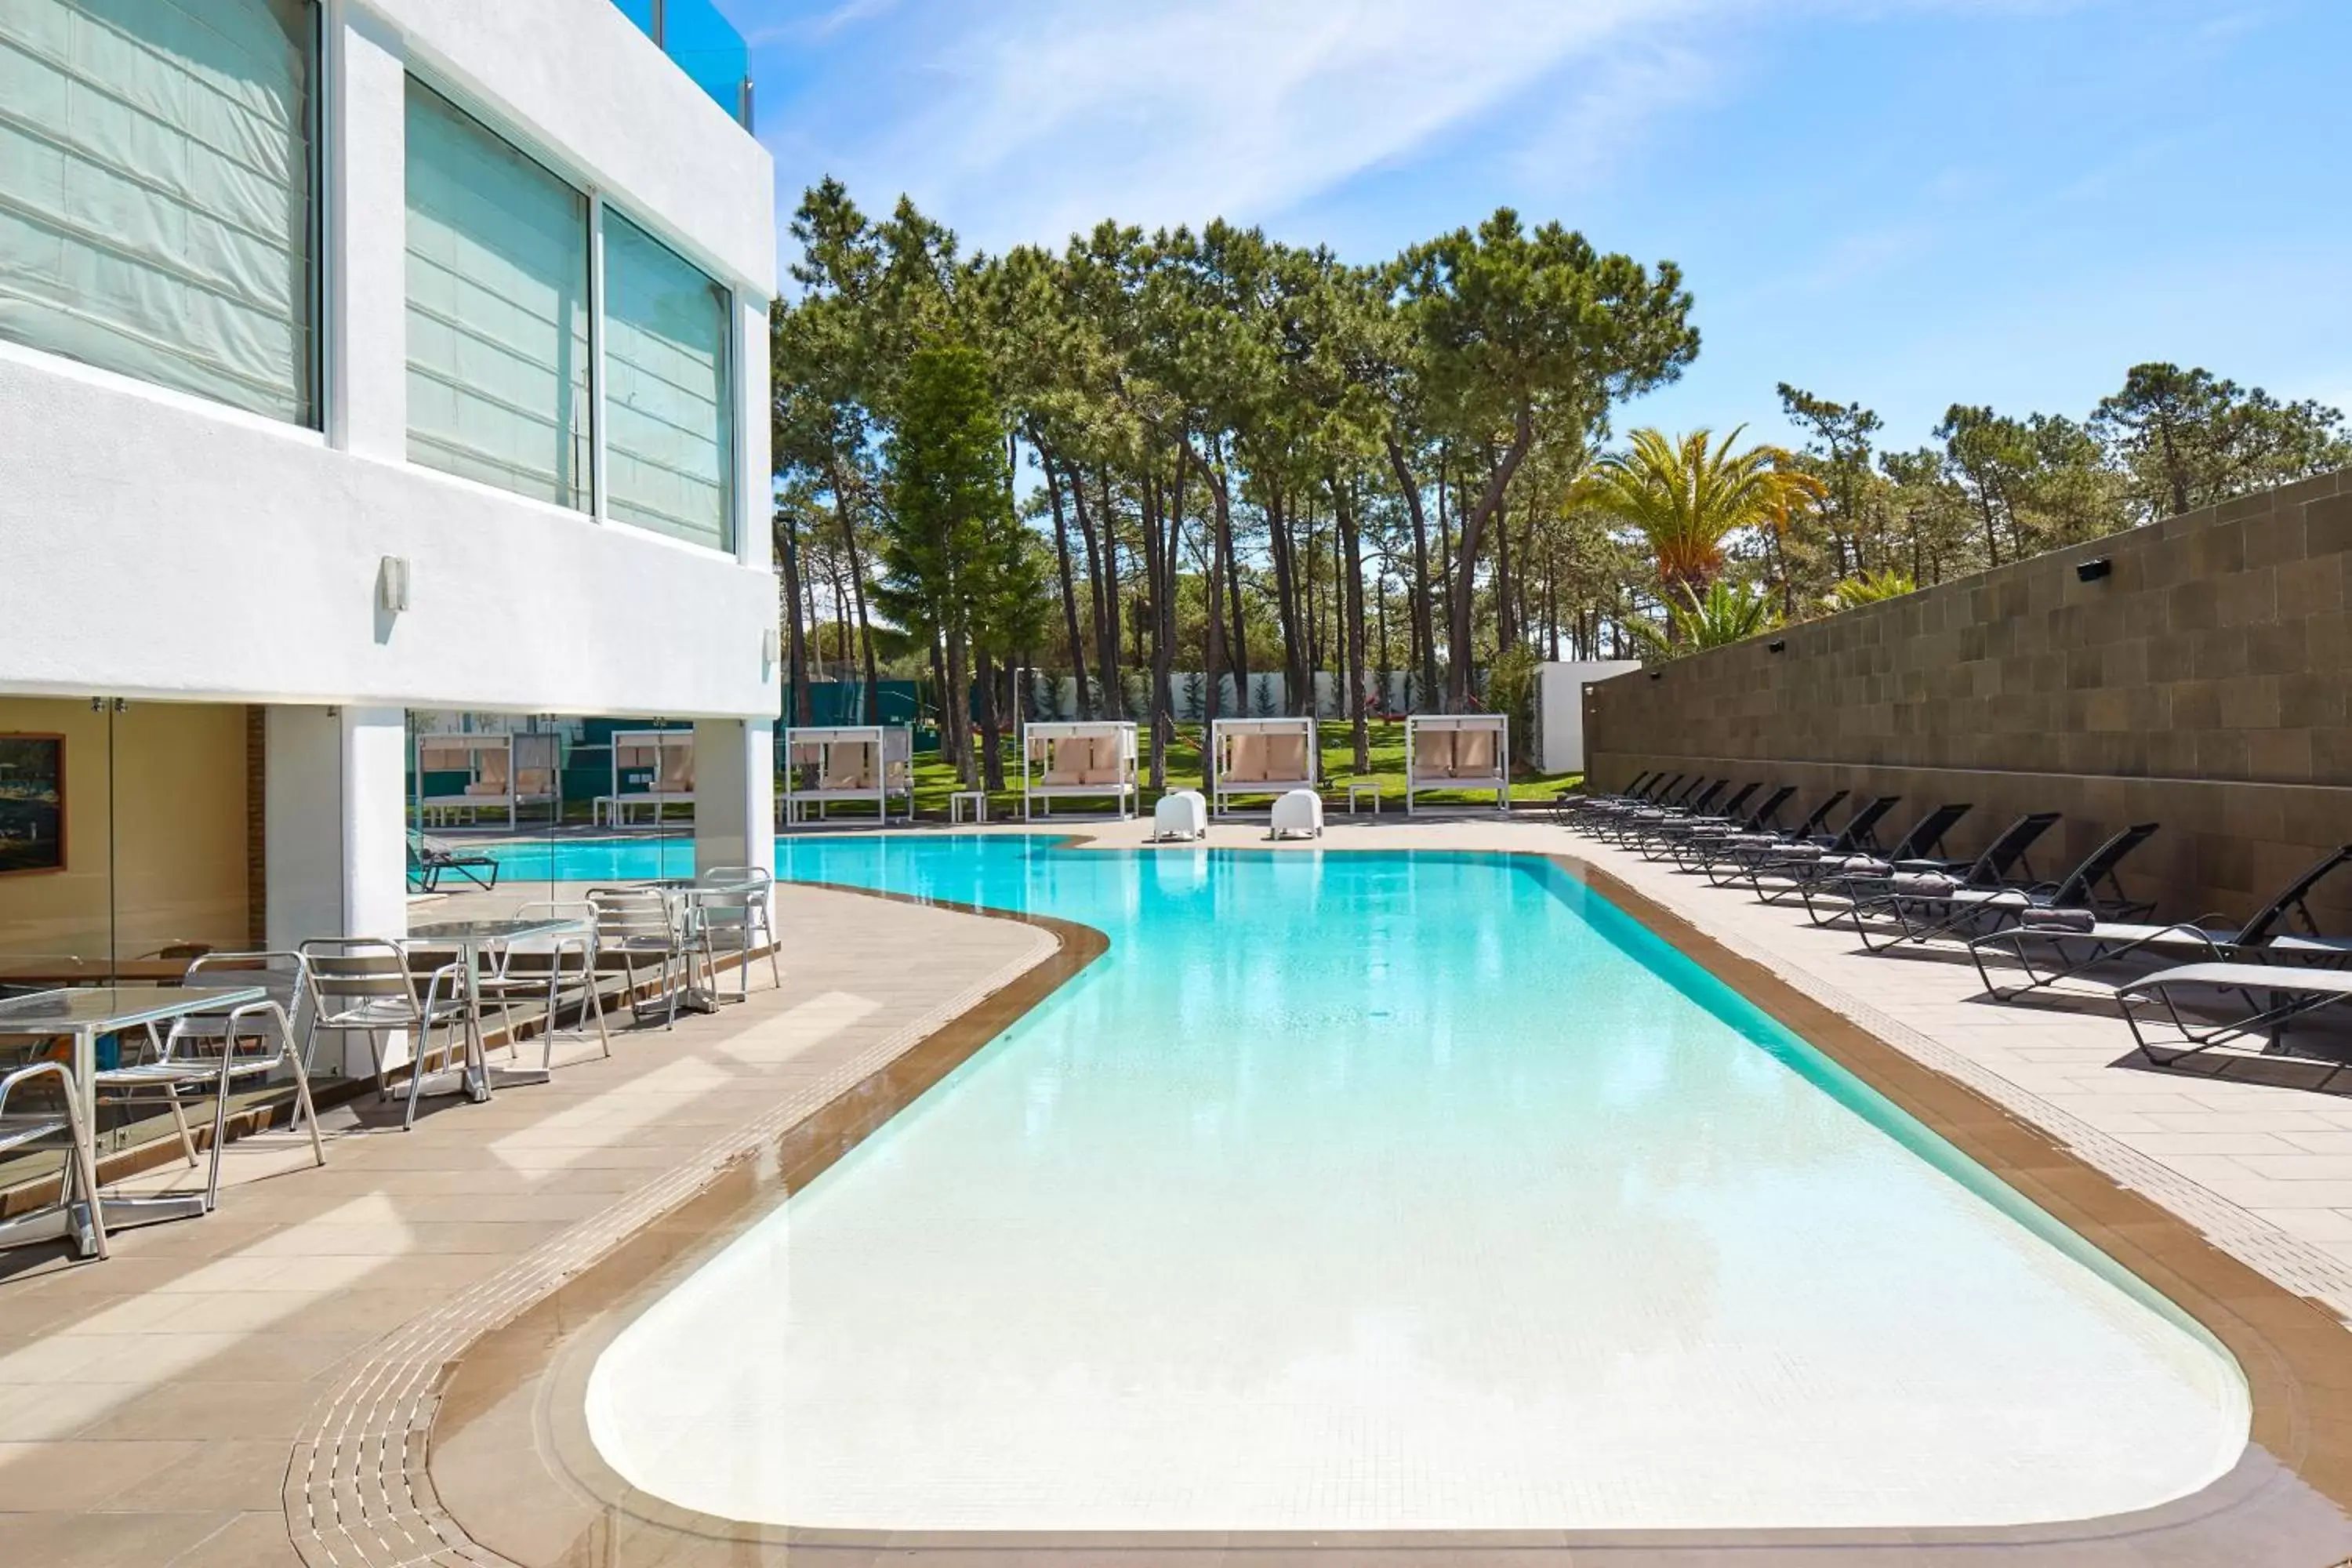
[612,0,753,131]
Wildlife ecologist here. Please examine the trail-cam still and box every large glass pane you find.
[404,78,591,510]
[603,209,734,552]
[0,699,260,1186]
[662,0,752,128]
[0,0,317,421]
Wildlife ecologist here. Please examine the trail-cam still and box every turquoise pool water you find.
[575,835,2247,1530]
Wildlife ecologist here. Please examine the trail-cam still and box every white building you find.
[0,2,778,974]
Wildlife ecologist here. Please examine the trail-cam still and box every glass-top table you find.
[407,918,587,1091]
[0,985,269,1254]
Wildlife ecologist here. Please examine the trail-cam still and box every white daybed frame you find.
[1404,713,1511,815]
[595,729,695,828]
[1209,716,1318,818]
[1021,721,1138,821]
[779,724,915,825]
[414,733,560,827]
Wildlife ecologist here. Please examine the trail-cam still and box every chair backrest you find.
[1889,802,1973,863]
[1790,789,1849,838]
[298,939,424,1013]
[1713,782,1762,820]
[2047,822,2158,913]
[1826,795,1902,855]
[1740,785,1797,833]
[2237,844,2352,946]
[1960,812,2063,888]
[1609,770,1654,799]
[1679,779,1728,816]
[588,887,678,946]
[172,950,310,1050]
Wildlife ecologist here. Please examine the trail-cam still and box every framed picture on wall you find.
[0,735,65,875]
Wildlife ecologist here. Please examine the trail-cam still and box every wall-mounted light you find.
[1647,669,1664,681]
[378,555,412,612]
[2075,557,2113,583]
[761,626,781,673]
[1766,638,1788,653]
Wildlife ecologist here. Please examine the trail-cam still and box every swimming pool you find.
[577,835,2247,1531]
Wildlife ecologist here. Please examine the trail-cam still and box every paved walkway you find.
[0,884,1054,1567]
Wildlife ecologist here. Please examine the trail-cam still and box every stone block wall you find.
[1584,470,2352,927]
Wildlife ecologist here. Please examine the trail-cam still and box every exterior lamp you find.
[1766,638,1788,653]
[2076,557,2113,583]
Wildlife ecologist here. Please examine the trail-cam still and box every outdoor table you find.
[406,918,586,1092]
[1347,783,1383,816]
[0,958,194,986]
[0,984,268,1252]
[949,789,987,824]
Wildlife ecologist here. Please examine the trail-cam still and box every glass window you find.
[403,79,591,510]
[603,210,735,551]
[0,0,316,422]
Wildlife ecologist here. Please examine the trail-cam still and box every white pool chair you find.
[1152,789,1207,842]
[1269,788,1323,841]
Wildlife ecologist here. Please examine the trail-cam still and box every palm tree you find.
[1578,427,1823,601]
[1632,579,1783,657]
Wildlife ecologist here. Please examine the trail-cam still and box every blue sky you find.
[723,0,2352,451]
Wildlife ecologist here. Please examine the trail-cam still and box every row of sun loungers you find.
[1560,771,2352,1070]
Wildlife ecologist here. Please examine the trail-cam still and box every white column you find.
[325,4,408,460]
[735,292,771,572]
[694,717,775,885]
[342,706,411,941]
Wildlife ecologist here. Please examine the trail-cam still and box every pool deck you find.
[2,818,2350,1563]
[0,882,1072,1567]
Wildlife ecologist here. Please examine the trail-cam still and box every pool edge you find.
[425,848,2352,1566]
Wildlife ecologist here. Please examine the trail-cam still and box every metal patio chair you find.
[0,1058,106,1261]
[695,866,780,1001]
[476,902,612,1066]
[95,951,326,1210]
[589,887,690,1029]
[298,938,471,1131]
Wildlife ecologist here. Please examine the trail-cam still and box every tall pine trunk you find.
[975,644,1004,791]
[1338,481,1370,773]
[774,512,813,727]
[1042,452,1089,717]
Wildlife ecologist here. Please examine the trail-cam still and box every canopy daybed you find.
[1210,716,1317,818]
[779,724,915,825]
[595,729,695,827]
[413,732,558,826]
[1021,721,1138,820]
[1404,713,1510,815]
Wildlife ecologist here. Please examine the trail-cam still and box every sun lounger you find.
[1846,816,2156,954]
[1551,771,1658,823]
[1788,802,1975,922]
[1661,785,1799,865]
[1579,774,1706,832]
[1741,795,1904,901]
[1969,844,2352,1000]
[1688,789,1851,878]
[2118,960,2352,1066]
[1603,779,1734,846]
[1636,782,1773,858]
[407,830,500,893]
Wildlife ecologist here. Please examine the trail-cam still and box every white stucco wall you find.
[1536,662,1642,775]
[0,0,778,720]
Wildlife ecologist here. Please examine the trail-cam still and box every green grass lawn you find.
[891,720,1579,821]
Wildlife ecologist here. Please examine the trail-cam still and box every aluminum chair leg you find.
[165,1088,199,1167]
[58,1079,107,1261]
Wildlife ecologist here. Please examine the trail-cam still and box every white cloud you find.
[781,0,1722,250]
[761,0,2085,255]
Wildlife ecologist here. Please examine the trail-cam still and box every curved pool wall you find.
[535,836,2247,1530]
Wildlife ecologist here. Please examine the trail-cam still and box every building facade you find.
[0,0,778,970]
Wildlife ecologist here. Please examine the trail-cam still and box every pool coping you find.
[414,848,2352,1565]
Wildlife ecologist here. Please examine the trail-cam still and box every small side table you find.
[1347,783,1382,816]
[949,789,988,824]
